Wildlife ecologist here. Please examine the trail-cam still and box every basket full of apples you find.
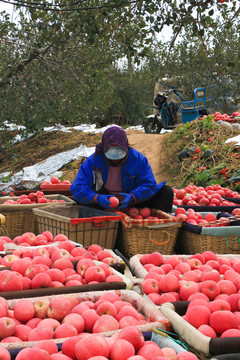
[0,194,75,239]
[116,208,182,258]
[175,207,240,254]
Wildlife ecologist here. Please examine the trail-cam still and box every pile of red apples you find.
[174,207,240,226]
[213,111,240,122]
[0,314,199,360]
[0,292,151,343]
[173,184,240,207]
[127,207,158,220]
[3,191,66,205]
[140,251,240,338]
[41,177,71,186]
[0,233,121,292]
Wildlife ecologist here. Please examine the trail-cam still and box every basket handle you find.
[225,236,240,251]
[0,214,5,225]
[149,230,175,245]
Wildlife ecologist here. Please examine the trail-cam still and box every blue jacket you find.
[70,148,166,204]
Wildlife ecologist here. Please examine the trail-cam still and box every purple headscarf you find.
[94,126,129,158]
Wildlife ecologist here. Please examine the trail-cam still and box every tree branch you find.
[0,43,53,88]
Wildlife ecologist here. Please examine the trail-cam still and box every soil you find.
[126,130,172,184]
[0,128,172,186]
[0,121,239,190]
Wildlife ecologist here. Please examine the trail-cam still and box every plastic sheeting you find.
[0,123,143,192]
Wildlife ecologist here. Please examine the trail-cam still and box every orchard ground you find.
[0,119,239,189]
[0,128,171,186]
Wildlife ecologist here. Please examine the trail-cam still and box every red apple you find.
[109,196,119,209]
[14,299,35,322]
[210,310,238,335]
[0,317,16,338]
[109,338,135,360]
[185,304,211,328]
[141,278,160,295]
[53,323,78,339]
[51,177,61,184]
[179,281,200,301]
[75,334,110,360]
[35,339,58,355]
[175,208,186,216]
[200,280,220,300]
[137,341,164,359]
[128,207,139,218]
[139,207,151,219]
[47,296,72,321]
[34,299,50,319]
[85,266,106,283]
[176,189,186,199]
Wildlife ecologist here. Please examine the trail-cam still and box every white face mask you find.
[104,146,127,160]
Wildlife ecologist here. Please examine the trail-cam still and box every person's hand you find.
[96,194,112,209]
[118,193,133,209]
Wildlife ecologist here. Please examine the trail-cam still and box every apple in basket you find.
[128,207,151,219]
[128,207,139,217]
[232,208,240,217]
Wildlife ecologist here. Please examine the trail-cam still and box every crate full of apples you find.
[40,177,72,191]
[174,207,240,227]
[173,184,240,208]
[129,250,240,306]
[0,232,133,295]
[0,194,75,239]
[0,290,170,351]
[0,326,199,360]
[161,299,240,358]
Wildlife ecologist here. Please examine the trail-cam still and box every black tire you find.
[144,118,162,134]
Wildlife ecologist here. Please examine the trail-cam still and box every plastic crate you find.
[0,195,75,239]
[129,253,240,279]
[161,302,240,359]
[13,189,73,197]
[40,184,71,191]
[33,205,122,248]
[1,290,171,352]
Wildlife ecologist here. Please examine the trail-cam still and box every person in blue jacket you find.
[70,126,173,212]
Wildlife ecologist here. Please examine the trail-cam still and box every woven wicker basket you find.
[117,209,182,258]
[0,195,75,239]
[180,229,240,254]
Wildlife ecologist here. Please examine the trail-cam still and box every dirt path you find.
[0,128,173,186]
[126,130,172,184]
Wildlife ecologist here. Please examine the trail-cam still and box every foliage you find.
[163,118,240,188]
